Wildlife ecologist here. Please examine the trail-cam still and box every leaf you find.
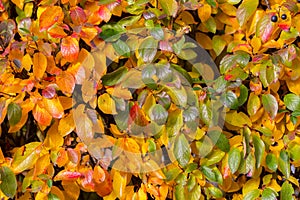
[113,171,127,198]
[278,150,290,178]
[201,165,223,184]
[101,67,128,86]
[149,104,168,125]
[61,36,79,62]
[58,112,75,137]
[0,166,17,198]
[228,147,241,174]
[7,102,22,126]
[280,181,294,200]
[236,0,259,27]
[221,91,239,109]
[39,6,64,31]
[158,0,178,17]
[262,94,278,119]
[247,93,261,116]
[225,111,252,127]
[138,36,158,63]
[174,134,191,168]
[112,39,131,57]
[56,71,75,97]
[33,103,52,126]
[33,52,47,80]
[266,153,278,171]
[54,170,82,181]
[198,3,211,22]
[73,105,93,142]
[256,14,275,43]
[43,97,64,119]
[262,188,278,200]
[252,135,265,168]
[11,142,42,174]
[98,93,117,114]
[284,93,300,111]
[208,186,223,198]
[207,130,230,152]
[70,6,87,25]
[243,189,260,200]
[212,35,226,56]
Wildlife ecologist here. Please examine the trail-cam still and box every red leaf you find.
[42,86,56,99]
[70,6,87,25]
[54,170,82,181]
[61,36,79,62]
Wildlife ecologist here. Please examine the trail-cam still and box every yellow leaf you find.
[198,3,211,22]
[113,170,127,198]
[242,178,260,196]
[34,154,50,177]
[43,97,64,119]
[44,121,64,150]
[51,186,65,200]
[62,182,80,200]
[225,111,252,127]
[39,6,64,31]
[0,147,4,164]
[286,78,300,95]
[98,93,117,114]
[22,54,32,71]
[11,0,23,9]
[58,112,75,137]
[33,52,47,80]
[11,142,42,174]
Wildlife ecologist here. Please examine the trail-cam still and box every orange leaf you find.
[98,6,111,22]
[56,71,75,96]
[62,182,80,200]
[55,148,69,168]
[93,166,106,184]
[33,103,52,126]
[54,170,82,181]
[43,97,64,119]
[39,6,64,31]
[33,52,47,80]
[61,36,79,62]
[48,26,68,38]
[94,168,113,197]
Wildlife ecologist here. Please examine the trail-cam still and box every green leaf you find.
[164,85,187,107]
[178,49,197,60]
[206,0,217,7]
[289,143,300,161]
[101,67,128,86]
[201,166,223,184]
[149,104,168,125]
[227,0,241,4]
[221,91,239,109]
[204,17,216,34]
[244,189,260,200]
[48,193,60,200]
[247,93,261,116]
[164,167,182,182]
[158,0,178,17]
[99,24,125,42]
[236,0,259,27]
[112,39,131,57]
[174,185,185,200]
[253,135,265,168]
[262,94,278,119]
[171,64,193,85]
[203,150,225,166]
[207,130,230,152]
[196,137,213,157]
[280,181,294,200]
[138,36,158,63]
[238,84,248,106]
[7,103,22,126]
[207,186,223,198]
[212,35,226,56]
[188,184,201,200]
[278,150,290,178]
[186,175,196,192]
[199,103,212,126]
[228,147,241,174]
[266,153,278,172]
[166,109,183,137]
[118,15,141,27]
[174,134,191,168]
[0,166,17,198]
[262,188,278,200]
[284,93,300,111]
[150,25,164,40]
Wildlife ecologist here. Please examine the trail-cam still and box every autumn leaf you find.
[61,36,79,63]
[33,52,47,80]
[39,6,64,31]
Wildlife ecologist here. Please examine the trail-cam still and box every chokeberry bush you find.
[0,0,300,199]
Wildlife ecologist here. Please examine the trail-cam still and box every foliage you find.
[0,0,300,199]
